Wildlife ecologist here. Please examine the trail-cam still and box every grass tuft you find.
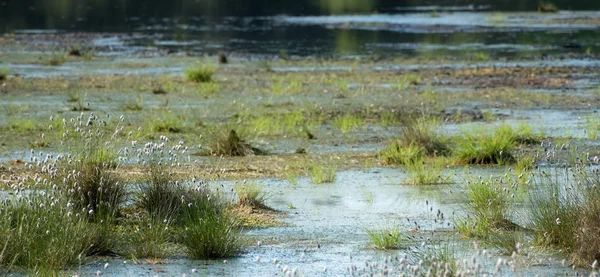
[332,113,363,133]
[454,126,515,165]
[235,182,271,209]
[185,64,215,83]
[137,164,187,222]
[0,194,96,272]
[0,68,7,81]
[366,223,404,250]
[455,179,514,239]
[211,129,264,156]
[178,189,242,259]
[309,164,336,184]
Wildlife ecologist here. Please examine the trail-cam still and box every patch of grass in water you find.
[453,126,516,165]
[404,158,449,185]
[380,142,424,165]
[585,114,599,139]
[185,64,215,83]
[366,223,404,250]
[309,163,336,184]
[395,73,422,90]
[473,52,490,61]
[207,129,266,156]
[178,191,242,259]
[527,169,600,265]
[137,164,187,222]
[122,95,144,111]
[46,53,66,66]
[0,194,97,272]
[0,68,7,81]
[6,118,38,131]
[235,182,272,209]
[455,178,515,239]
[332,113,363,133]
[383,115,449,161]
[124,218,173,259]
[4,103,30,115]
[198,82,221,96]
[148,112,184,133]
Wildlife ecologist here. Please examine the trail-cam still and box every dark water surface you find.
[1,1,599,58]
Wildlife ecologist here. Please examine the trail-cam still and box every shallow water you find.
[67,168,587,276]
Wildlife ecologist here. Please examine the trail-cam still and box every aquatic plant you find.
[0,193,96,272]
[538,1,558,12]
[148,112,184,133]
[122,95,144,111]
[454,126,515,165]
[235,182,272,209]
[198,82,221,96]
[398,116,450,156]
[185,64,215,83]
[309,164,336,184]
[62,146,126,222]
[6,118,38,131]
[178,189,242,259]
[528,168,600,265]
[455,178,514,239]
[332,113,363,133]
[366,223,404,250]
[46,53,66,66]
[412,239,458,276]
[137,164,187,222]
[248,111,309,136]
[379,110,399,126]
[125,218,172,259]
[380,142,424,165]
[210,129,264,156]
[488,231,524,256]
[0,68,7,81]
[474,52,489,61]
[395,74,422,90]
[404,158,448,185]
[585,115,599,140]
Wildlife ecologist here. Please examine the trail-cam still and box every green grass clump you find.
[6,118,38,131]
[528,173,582,262]
[0,194,96,272]
[198,82,221,96]
[178,189,242,259]
[413,239,458,276]
[249,112,313,137]
[366,224,404,250]
[235,182,271,209]
[380,142,424,165]
[185,64,215,83]
[0,68,7,81]
[63,147,126,222]
[210,129,264,156]
[455,179,514,239]
[137,164,187,222]
[399,116,450,156]
[395,74,422,90]
[309,164,336,184]
[122,95,144,111]
[474,52,489,61]
[454,126,515,165]
[404,158,447,185]
[148,113,184,133]
[585,115,599,140]
[47,53,66,66]
[332,113,363,133]
[125,218,173,259]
